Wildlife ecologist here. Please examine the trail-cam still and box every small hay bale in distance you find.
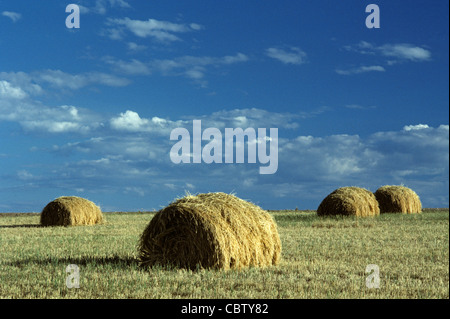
[138,192,282,271]
[317,186,380,217]
[374,185,422,214]
[40,196,104,226]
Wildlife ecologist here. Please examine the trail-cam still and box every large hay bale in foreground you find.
[138,192,282,270]
[317,187,380,217]
[375,185,422,214]
[40,196,104,226]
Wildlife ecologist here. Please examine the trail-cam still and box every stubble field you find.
[0,209,448,299]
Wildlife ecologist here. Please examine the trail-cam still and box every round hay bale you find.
[374,185,422,214]
[138,192,282,271]
[317,186,380,217]
[40,196,104,226]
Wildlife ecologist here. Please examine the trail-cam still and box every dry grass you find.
[375,185,422,214]
[317,187,380,217]
[138,192,281,271]
[40,196,104,226]
[0,210,448,298]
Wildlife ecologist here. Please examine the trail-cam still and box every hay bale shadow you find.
[0,224,42,228]
[7,255,139,270]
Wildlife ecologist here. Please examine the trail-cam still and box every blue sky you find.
[0,0,448,212]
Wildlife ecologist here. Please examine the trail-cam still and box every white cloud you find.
[343,41,375,54]
[184,66,206,80]
[105,17,202,41]
[77,5,91,14]
[153,53,248,70]
[110,110,150,131]
[22,120,89,133]
[127,42,147,52]
[279,134,373,180]
[150,53,248,84]
[186,108,302,130]
[103,57,151,75]
[102,53,248,84]
[0,72,43,96]
[370,124,448,150]
[379,44,431,62]
[81,0,131,15]
[403,124,430,131]
[343,41,374,53]
[265,47,307,65]
[0,69,130,92]
[52,136,162,161]
[0,86,101,133]
[0,73,114,134]
[189,23,203,31]
[105,0,131,8]
[221,53,249,64]
[336,65,385,75]
[35,69,130,90]
[19,105,93,134]
[2,11,21,22]
[110,110,186,134]
[0,80,27,99]
[344,41,431,62]
[87,72,130,87]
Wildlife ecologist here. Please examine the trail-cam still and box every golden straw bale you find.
[138,192,281,270]
[375,185,422,214]
[40,196,104,226]
[317,186,380,217]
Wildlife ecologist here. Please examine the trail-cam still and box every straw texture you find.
[375,185,422,214]
[40,196,104,226]
[138,192,281,270]
[317,187,380,217]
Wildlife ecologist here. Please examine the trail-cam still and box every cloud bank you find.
[2,84,446,209]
